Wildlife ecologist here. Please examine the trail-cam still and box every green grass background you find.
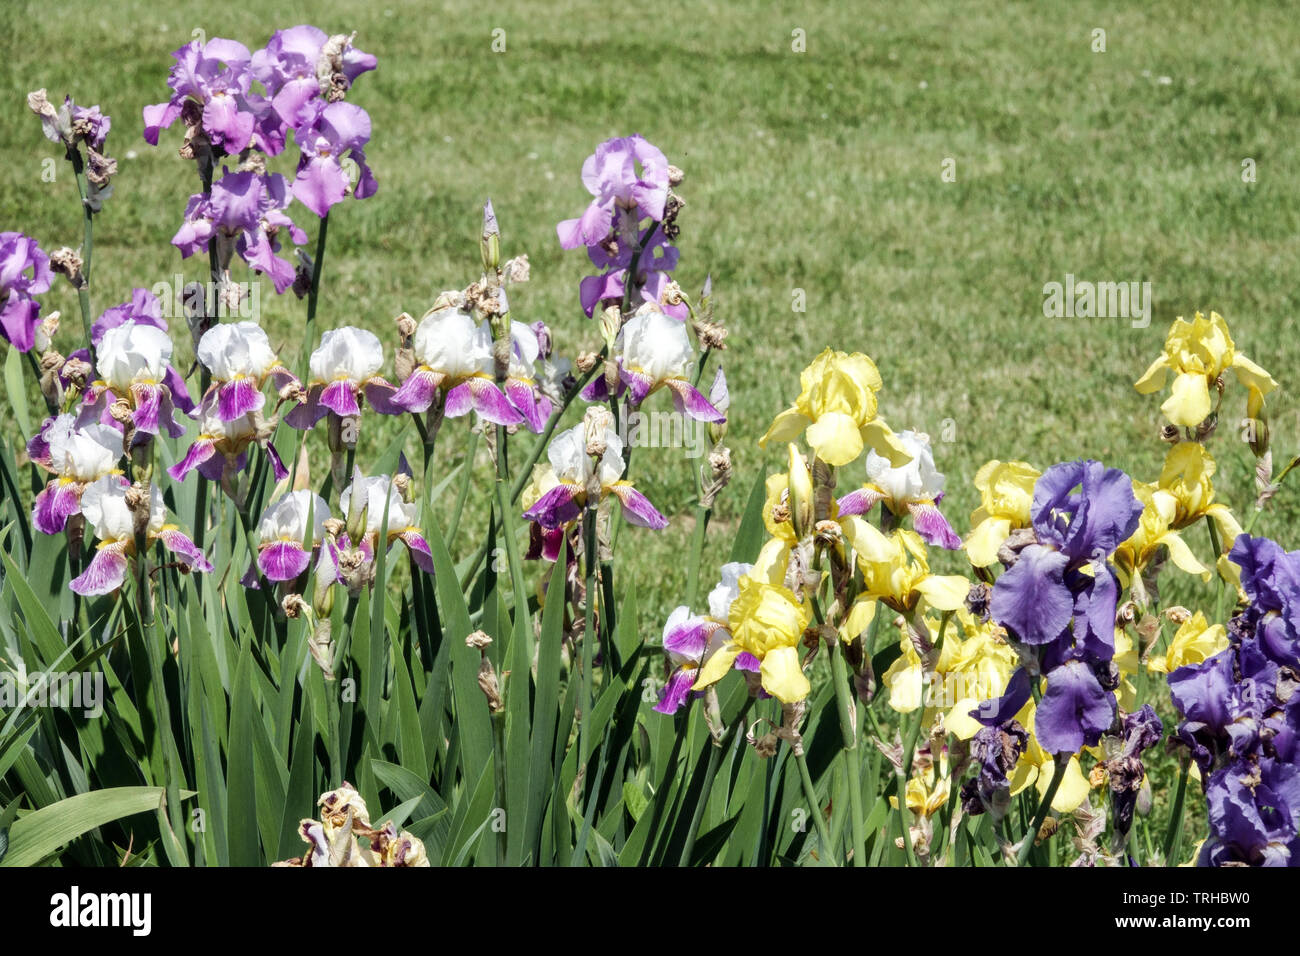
[3,0,1298,635]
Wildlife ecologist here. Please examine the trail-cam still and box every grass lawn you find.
[3,0,1298,652]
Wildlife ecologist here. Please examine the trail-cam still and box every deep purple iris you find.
[976,461,1141,755]
[0,232,53,352]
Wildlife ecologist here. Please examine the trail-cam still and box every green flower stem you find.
[1162,757,1191,864]
[578,504,599,789]
[1207,515,1226,624]
[826,634,867,866]
[794,747,835,859]
[299,213,329,381]
[683,502,711,610]
[1015,752,1068,866]
[679,696,754,866]
[66,148,95,354]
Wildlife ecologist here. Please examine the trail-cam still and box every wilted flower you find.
[285,326,402,428]
[837,429,961,549]
[70,477,212,595]
[0,232,52,353]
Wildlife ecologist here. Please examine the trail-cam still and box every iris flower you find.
[1147,611,1228,674]
[760,348,910,468]
[253,490,330,583]
[0,231,52,353]
[285,327,402,428]
[1135,311,1277,428]
[291,102,377,218]
[693,570,811,704]
[556,134,669,250]
[391,303,523,427]
[252,26,376,130]
[333,473,434,576]
[964,459,1040,567]
[653,564,760,714]
[581,305,724,422]
[29,414,123,535]
[196,320,299,421]
[521,421,667,532]
[838,429,961,549]
[168,401,288,485]
[70,477,212,596]
[839,524,970,622]
[79,321,188,439]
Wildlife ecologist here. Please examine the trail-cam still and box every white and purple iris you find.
[196,321,298,421]
[29,414,123,535]
[390,304,524,427]
[253,490,330,583]
[581,306,724,423]
[168,402,288,485]
[654,563,761,714]
[522,422,667,538]
[80,320,189,439]
[837,430,962,550]
[331,474,434,577]
[285,327,402,429]
[70,477,212,596]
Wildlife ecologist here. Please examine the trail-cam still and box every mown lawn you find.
[3,0,1298,647]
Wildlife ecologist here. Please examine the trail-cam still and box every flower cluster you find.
[1169,534,1300,866]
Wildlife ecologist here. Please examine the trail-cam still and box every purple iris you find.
[1166,534,1300,866]
[252,26,376,130]
[976,460,1141,755]
[143,38,283,156]
[290,101,377,218]
[173,170,308,294]
[557,135,686,321]
[0,232,52,352]
[960,720,1029,818]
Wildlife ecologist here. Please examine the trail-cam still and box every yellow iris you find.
[692,574,811,703]
[1135,311,1277,427]
[1113,482,1210,585]
[1147,611,1228,674]
[965,460,1040,568]
[760,349,911,467]
[1156,442,1241,546]
[840,524,969,625]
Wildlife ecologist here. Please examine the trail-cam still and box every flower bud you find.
[344,467,369,544]
[1246,386,1269,458]
[787,444,815,540]
[599,305,621,351]
[480,199,500,273]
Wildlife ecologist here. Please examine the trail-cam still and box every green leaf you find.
[5,346,32,443]
[729,469,770,563]
[3,786,193,867]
